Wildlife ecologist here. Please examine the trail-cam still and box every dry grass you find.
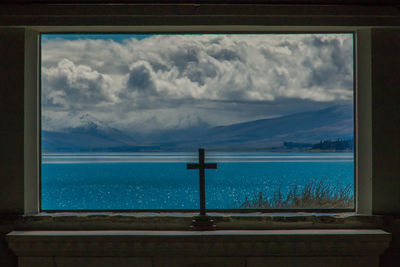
[238,180,354,209]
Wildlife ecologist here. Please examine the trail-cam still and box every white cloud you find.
[43,59,119,109]
[41,34,354,132]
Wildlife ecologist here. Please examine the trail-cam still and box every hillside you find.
[42,105,354,152]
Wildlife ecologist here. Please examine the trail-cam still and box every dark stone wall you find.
[371,28,400,267]
[0,28,25,214]
[371,29,400,215]
[0,28,25,267]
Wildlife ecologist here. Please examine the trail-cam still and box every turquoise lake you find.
[41,153,354,210]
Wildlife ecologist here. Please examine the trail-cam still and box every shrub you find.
[238,180,353,209]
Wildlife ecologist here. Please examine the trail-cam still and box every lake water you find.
[41,153,354,210]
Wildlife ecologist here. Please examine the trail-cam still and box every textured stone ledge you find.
[7,229,391,258]
[9,212,389,230]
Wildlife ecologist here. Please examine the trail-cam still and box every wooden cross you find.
[187,148,217,216]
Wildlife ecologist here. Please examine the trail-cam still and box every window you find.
[39,32,355,212]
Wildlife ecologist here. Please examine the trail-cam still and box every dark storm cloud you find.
[169,46,200,72]
[302,36,353,92]
[208,48,241,61]
[126,61,156,93]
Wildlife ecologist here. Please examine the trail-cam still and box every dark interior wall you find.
[0,29,25,214]
[0,28,25,267]
[371,28,400,215]
[371,29,400,266]
[0,3,399,267]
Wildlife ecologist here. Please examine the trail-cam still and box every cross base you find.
[191,215,216,231]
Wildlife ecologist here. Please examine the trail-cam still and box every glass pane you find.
[41,33,354,210]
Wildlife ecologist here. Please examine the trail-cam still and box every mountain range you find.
[42,105,354,152]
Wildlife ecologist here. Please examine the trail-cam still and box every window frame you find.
[24,26,371,216]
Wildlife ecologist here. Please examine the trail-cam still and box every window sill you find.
[6,229,391,265]
[8,212,386,230]
[5,214,393,266]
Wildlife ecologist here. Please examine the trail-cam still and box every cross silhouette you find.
[187,148,217,216]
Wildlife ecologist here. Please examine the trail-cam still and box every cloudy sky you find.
[41,33,354,133]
